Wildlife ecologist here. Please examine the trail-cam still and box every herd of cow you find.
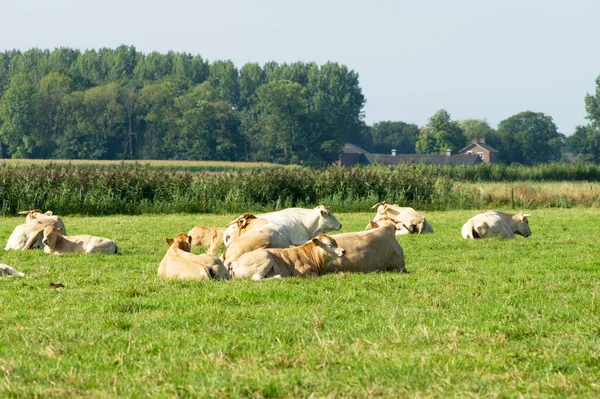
[1,203,532,279]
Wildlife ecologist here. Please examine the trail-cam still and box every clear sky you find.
[1,0,599,135]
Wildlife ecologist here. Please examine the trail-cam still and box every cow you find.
[0,264,25,277]
[158,233,230,280]
[221,214,293,265]
[326,218,406,274]
[229,234,346,280]
[461,211,532,239]
[42,225,119,254]
[248,206,342,246]
[20,209,66,231]
[370,201,434,235]
[5,210,66,250]
[187,225,226,254]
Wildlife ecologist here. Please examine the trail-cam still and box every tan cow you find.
[187,225,226,254]
[42,225,119,254]
[158,233,230,280]
[370,201,434,235]
[326,218,406,274]
[5,210,67,250]
[229,234,346,280]
[461,211,532,239]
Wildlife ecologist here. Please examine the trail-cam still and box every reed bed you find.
[1,163,599,216]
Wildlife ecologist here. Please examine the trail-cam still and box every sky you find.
[1,0,599,135]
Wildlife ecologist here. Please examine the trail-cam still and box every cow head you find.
[166,233,192,252]
[514,213,532,238]
[223,214,257,247]
[42,225,62,248]
[315,206,342,232]
[311,234,346,260]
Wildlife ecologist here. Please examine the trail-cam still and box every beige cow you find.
[5,210,67,250]
[326,218,406,274]
[461,211,532,239]
[42,225,119,254]
[229,234,346,280]
[370,201,434,235]
[158,233,230,280]
[187,225,226,255]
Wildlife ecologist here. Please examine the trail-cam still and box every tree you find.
[174,82,242,160]
[496,111,562,164]
[208,60,239,107]
[416,109,466,154]
[370,121,420,154]
[255,80,308,163]
[35,72,72,157]
[0,73,38,158]
[137,80,179,159]
[82,83,125,158]
[458,119,500,149]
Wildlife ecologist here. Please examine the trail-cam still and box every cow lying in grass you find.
[229,234,345,280]
[370,201,434,235]
[42,225,119,254]
[187,225,227,255]
[327,218,406,274]
[158,233,230,280]
[461,211,532,239]
[5,210,67,250]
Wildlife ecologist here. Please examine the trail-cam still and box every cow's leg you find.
[251,260,274,280]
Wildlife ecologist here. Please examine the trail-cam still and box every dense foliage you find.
[2,162,600,216]
[0,47,364,167]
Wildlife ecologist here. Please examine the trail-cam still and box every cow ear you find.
[45,211,53,216]
[320,208,327,216]
[311,237,320,246]
[369,220,378,229]
[166,238,174,246]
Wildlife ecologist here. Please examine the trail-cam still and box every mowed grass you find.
[1,209,600,398]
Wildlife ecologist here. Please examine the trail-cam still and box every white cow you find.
[5,210,66,250]
[370,202,434,235]
[224,206,342,247]
[461,211,532,239]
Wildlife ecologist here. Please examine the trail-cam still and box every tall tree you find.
[416,109,466,154]
[255,80,308,164]
[137,80,179,159]
[0,73,38,158]
[35,72,72,157]
[174,82,241,160]
[496,111,562,164]
[208,60,239,107]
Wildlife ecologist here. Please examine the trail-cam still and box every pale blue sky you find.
[2,0,599,135]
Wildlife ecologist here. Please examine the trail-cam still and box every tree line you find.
[0,46,598,166]
[0,46,364,167]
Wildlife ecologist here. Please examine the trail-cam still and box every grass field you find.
[1,208,600,397]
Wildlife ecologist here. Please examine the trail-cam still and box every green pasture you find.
[1,208,599,397]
